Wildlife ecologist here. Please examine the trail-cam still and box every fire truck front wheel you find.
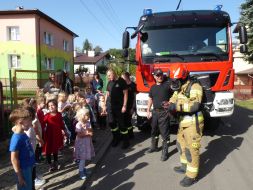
[204,116,221,131]
[136,115,151,131]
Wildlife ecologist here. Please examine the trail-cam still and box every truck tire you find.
[136,115,151,132]
[204,116,221,131]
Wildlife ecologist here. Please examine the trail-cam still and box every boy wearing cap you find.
[146,68,173,161]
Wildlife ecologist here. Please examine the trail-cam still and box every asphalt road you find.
[85,105,253,190]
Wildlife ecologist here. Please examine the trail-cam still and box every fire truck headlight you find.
[217,98,234,105]
[137,100,148,105]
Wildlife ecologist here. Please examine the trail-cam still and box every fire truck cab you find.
[122,9,248,129]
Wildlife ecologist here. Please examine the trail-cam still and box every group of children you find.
[9,85,107,189]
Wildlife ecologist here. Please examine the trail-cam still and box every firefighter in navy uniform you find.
[165,64,204,187]
[147,69,173,161]
[121,72,137,139]
[105,69,129,149]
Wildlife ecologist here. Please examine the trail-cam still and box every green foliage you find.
[82,38,93,53]
[240,0,253,63]
[75,47,82,53]
[108,48,136,76]
[236,98,253,110]
[75,65,88,74]
[97,65,108,74]
[94,46,103,55]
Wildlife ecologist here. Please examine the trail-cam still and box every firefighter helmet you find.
[167,64,188,80]
[168,64,188,91]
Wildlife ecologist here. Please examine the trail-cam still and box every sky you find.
[0,0,245,51]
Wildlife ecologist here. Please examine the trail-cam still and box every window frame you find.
[63,40,69,51]
[64,61,70,72]
[44,32,54,46]
[7,26,20,41]
[45,57,54,70]
[8,54,21,68]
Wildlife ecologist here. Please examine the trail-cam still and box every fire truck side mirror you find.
[240,44,248,53]
[239,25,248,44]
[122,31,130,49]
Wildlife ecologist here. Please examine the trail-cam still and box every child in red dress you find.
[43,99,66,172]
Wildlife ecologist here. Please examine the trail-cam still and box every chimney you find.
[74,50,77,57]
[88,50,95,57]
[16,6,24,10]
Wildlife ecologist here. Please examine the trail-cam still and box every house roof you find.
[237,67,253,74]
[0,9,78,37]
[74,52,110,64]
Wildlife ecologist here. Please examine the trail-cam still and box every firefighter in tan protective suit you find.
[164,64,204,187]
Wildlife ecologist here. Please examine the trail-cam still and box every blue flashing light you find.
[214,5,223,11]
[143,8,152,16]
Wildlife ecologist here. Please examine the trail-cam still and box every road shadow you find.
[84,145,148,190]
[198,135,243,180]
[84,125,179,190]
[198,105,253,180]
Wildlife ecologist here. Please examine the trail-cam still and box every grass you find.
[235,98,253,110]
[3,90,36,97]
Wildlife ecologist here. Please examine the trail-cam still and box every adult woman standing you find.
[90,72,103,94]
[49,70,64,95]
[43,72,55,93]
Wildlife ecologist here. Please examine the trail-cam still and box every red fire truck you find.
[122,9,248,129]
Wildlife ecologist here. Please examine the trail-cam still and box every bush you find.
[97,65,108,74]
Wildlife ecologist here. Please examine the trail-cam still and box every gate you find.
[13,70,50,106]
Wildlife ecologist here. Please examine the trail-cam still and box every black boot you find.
[174,164,186,174]
[146,137,159,153]
[160,140,169,161]
[128,129,134,139]
[111,132,120,147]
[180,176,196,187]
[121,134,130,149]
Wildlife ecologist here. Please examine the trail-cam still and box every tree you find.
[75,65,89,88]
[108,48,136,76]
[94,45,103,55]
[75,47,82,53]
[82,39,93,54]
[240,0,253,62]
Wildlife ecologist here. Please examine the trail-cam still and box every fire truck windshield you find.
[141,26,229,63]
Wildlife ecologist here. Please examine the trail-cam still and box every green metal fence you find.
[0,78,13,140]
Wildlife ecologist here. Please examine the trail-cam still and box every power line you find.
[102,0,123,30]
[79,0,118,42]
[93,0,121,34]
[176,0,182,10]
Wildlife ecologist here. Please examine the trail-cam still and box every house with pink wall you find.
[0,8,78,88]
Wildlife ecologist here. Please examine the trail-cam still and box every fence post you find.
[12,70,18,107]
[0,81,4,140]
[9,69,14,110]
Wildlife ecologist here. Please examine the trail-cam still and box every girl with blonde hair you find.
[74,108,95,179]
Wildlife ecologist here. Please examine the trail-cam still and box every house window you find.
[44,32,54,46]
[64,61,70,72]
[45,57,54,70]
[7,26,20,41]
[63,40,69,51]
[8,54,21,68]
